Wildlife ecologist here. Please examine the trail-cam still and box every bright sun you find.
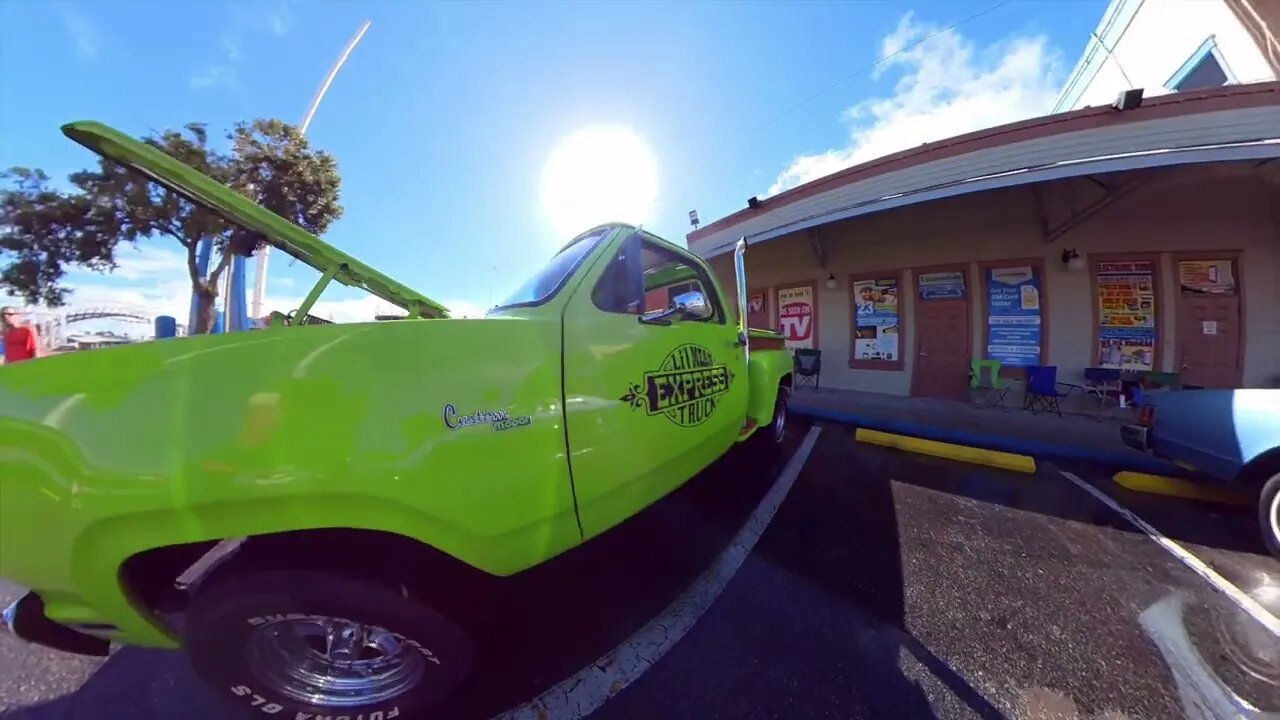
[540,125,658,239]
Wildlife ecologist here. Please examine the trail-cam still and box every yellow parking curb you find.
[1112,471,1250,506]
[855,428,1037,474]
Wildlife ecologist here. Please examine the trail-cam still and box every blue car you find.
[1122,389,1280,558]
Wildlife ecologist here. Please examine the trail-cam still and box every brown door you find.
[1177,295,1241,388]
[912,299,970,399]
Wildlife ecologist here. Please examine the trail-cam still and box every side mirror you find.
[672,290,712,321]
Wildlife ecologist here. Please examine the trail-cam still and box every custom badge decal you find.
[621,343,732,427]
[443,404,531,432]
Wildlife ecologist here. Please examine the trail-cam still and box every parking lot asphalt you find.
[2,420,1277,719]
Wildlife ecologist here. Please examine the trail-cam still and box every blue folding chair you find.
[794,349,821,389]
[1023,365,1076,416]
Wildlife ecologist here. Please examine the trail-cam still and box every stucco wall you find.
[709,163,1280,394]
[1063,0,1275,112]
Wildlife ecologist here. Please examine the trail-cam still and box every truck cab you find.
[0,121,793,719]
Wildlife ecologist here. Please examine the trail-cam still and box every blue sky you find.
[0,0,1104,326]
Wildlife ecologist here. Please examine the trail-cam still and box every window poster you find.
[917,271,966,299]
[852,278,899,361]
[776,284,815,350]
[986,266,1042,367]
[1178,260,1236,295]
[747,290,770,329]
[1096,261,1156,371]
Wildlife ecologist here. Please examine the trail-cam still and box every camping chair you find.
[1141,371,1181,392]
[794,349,821,389]
[1023,365,1076,416]
[970,359,1011,407]
[1083,367,1122,411]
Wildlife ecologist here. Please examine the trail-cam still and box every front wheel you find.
[183,569,474,719]
[1259,472,1280,559]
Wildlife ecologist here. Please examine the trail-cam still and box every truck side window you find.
[592,238,723,323]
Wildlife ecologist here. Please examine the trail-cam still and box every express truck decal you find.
[621,343,731,427]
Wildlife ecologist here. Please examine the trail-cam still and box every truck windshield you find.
[491,227,611,311]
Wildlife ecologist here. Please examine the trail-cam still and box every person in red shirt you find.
[2,307,41,363]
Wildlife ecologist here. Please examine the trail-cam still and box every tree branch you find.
[205,247,236,296]
[157,218,184,243]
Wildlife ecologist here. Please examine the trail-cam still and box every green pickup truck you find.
[0,122,794,718]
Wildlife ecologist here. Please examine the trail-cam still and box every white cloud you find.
[220,32,242,62]
[266,8,292,37]
[22,242,486,331]
[439,299,489,319]
[767,12,1064,196]
[104,245,188,281]
[191,2,292,91]
[55,245,192,319]
[59,7,101,60]
[190,65,236,90]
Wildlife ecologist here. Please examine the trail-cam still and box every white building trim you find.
[690,104,1280,259]
[697,140,1279,259]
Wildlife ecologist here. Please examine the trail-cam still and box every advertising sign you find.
[776,284,815,349]
[986,266,1041,367]
[1178,260,1236,295]
[1097,261,1155,370]
[918,271,966,300]
[852,278,899,361]
[747,290,769,329]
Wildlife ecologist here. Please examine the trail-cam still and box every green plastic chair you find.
[970,359,1011,407]
[1142,372,1181,391]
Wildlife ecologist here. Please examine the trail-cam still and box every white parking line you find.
[493,426,824,720]
[1058,470,1280,637]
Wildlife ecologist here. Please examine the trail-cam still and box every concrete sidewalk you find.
[789,386,1189,477]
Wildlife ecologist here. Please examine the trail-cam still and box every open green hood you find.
[61,120,449,319]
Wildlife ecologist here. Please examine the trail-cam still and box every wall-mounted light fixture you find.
[1061,248,1086,272]
[1112,87,1144,111]
[825,273,838,290]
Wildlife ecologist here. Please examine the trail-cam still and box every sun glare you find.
[540,125,658,239]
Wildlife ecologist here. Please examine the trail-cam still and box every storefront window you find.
[984,264,1044,367]
[849,273,902,369]
[775,282,817,350]
[1095,259,1157,371]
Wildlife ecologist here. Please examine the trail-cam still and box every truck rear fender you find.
[745,349,793,432]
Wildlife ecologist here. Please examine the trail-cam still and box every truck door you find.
[563,231,748,539]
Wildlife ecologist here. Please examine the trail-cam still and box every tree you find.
[0,119,343,333]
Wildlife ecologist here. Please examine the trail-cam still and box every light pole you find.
[251,20,372,319]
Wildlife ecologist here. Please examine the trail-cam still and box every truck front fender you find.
[67,494,550,649]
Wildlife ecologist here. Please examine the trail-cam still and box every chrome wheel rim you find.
[1270,475,1280,547]
[246,615,427,708]
[773,395,787,444]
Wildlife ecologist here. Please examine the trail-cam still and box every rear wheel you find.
[769,385,790,445]
[1259,472,1280,559]
[746,385,790,467]
[183,569,473,718]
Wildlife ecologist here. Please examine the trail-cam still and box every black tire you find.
[183,569,473,719]
[1259,472,1280,559]
[747,385,790,466]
